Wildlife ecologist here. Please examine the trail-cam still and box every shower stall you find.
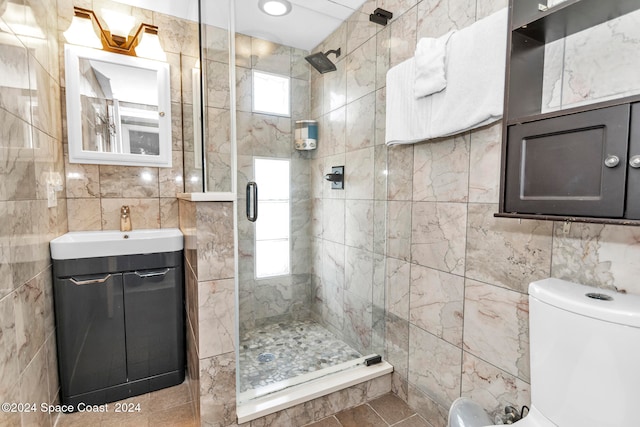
[196,0,390,421]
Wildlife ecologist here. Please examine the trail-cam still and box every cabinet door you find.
[505,105,630,217]
[626,103,640,219]
[54,273,127,398]
[123,268,184,381]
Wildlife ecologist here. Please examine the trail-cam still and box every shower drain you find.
[257,352,275,363]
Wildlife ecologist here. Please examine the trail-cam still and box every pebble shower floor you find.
[238,319,362,393]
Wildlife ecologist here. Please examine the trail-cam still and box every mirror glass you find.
[65,45,172,167]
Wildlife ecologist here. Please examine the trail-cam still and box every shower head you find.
[305,48,341,74]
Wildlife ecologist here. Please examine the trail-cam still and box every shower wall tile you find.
[236,66,253,113]
[409,265,464,347]
[101,198,160,230]
[200,352,236,427]
[311,73,324,119]
[345,246,374,301]
[389,5,418,68]
[196,202,234,282]
[292,78,311,120]
[324,56,347,113]
[291,47,310,80]
[346,92,376,152]
[374,88,387,147]
[416,0,476,39]
[385,313,409,382]
[551,222,640,295]
[412,134,469,203]
[0,33,30,120]
[206,60,231,110]
[463,279,530,381]
[468,123,502,204]
[461,352,531,418]
[323,198,345,244]
[411,202,467,276]
[385,258,410,320]
[345,200,374,250]
[376,26,391,91]
[345,147,375,200]
[325,106,347,156]
[387,201,412,262]
[378,0,418,18]
[346,37,377,104]
[198,279,235,359]
[343,291,373,353]
[160,151,185,198]
[465,204,552,293]
[346,10,379,55]
[387,145,414,200]
[235,33,252,68]
[251,38,291,74]
[154,12,199,57]
[408,324,462,407]
[373,146,388,203]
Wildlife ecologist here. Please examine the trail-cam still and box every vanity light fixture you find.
[258,0,292,17]
[63,6,166,60]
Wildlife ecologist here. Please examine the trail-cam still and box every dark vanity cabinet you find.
[53,252,184,409]
[499,0,640,224]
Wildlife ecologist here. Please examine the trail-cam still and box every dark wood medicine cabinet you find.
[498,0,640,225]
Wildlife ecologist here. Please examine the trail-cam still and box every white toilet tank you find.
[529,278,640,427]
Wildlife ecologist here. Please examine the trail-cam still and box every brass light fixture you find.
[64,6,166,60]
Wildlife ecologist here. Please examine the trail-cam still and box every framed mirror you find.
[64,44,172,167]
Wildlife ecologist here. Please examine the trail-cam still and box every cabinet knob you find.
[604,155,620,168]
[630,155,640,169]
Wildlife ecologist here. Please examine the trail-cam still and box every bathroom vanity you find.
[50,229,185,409]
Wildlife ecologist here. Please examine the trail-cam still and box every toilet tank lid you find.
[529,278,640,328]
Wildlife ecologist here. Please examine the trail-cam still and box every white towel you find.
[430,8,508,137]
[414,31,455,98]
[385,57,434,145]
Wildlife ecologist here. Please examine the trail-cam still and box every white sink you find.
[50,228,184,260]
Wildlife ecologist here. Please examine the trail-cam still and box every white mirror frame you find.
[64,44,172,167]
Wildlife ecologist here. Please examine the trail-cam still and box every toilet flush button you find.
[586,292,613,301]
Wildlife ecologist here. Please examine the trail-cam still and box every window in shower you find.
[252,70,290,116]
[254,157,290,278]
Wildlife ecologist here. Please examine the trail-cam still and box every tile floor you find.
[305,394,431,427]
[239,319,362,393]
[54,380,195,427]
[53,382,424,426]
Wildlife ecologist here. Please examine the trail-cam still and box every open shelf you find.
[512,0,640,43]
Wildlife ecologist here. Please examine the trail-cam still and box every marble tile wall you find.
[234,33,313,331]
[309,1,388,358]
[179,200,236,427]
[0,0,68,425]
[313,1,640,427]
[58,0,194,231]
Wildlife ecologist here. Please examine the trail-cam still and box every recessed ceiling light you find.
[258,0,292,16]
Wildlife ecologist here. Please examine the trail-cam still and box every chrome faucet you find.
[120,205,132,232]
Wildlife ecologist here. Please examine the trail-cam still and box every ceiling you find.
[113,0,368,51]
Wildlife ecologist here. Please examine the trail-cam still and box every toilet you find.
[449,278,640,427]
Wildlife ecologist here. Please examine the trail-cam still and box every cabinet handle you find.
[604,155,620,168]
[630,155,640,169]
[69,274,112,285]
[134,268,170,278]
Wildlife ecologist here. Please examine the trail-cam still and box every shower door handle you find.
[246,181,258,222]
